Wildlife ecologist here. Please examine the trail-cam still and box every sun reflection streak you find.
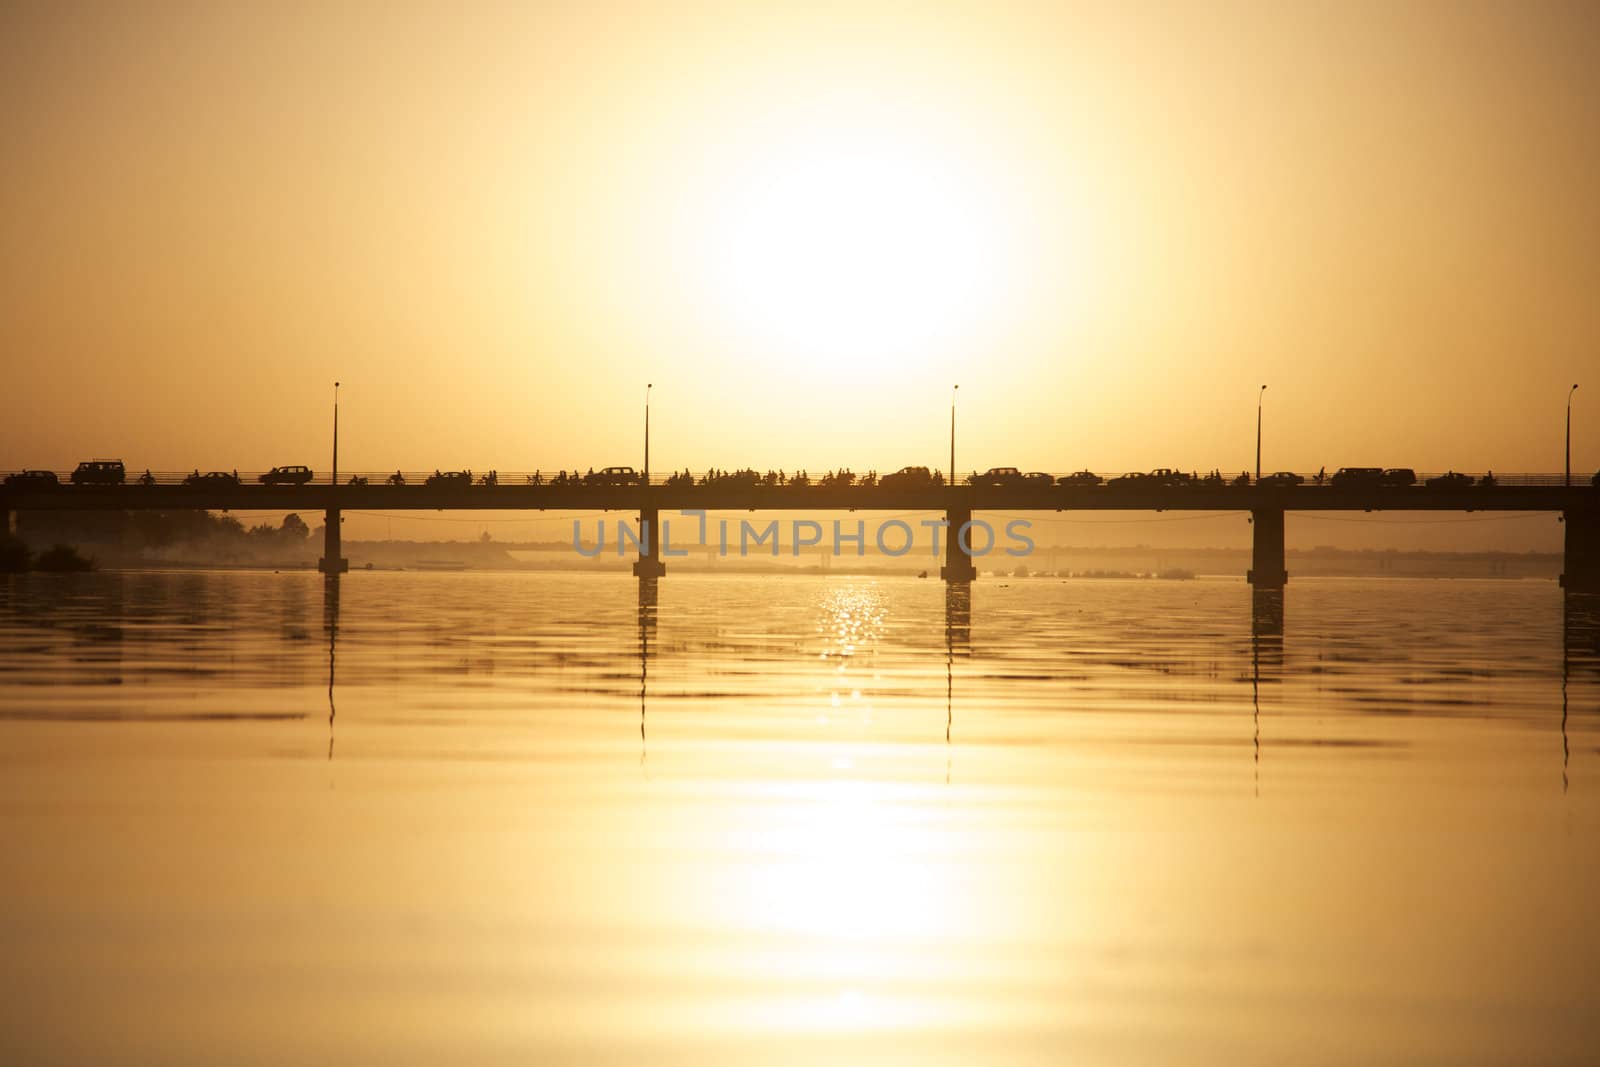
[714,778,977,1026]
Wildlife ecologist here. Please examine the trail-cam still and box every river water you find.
[1,571,1597,1064]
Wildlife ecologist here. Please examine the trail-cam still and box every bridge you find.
[4,469,1599,596]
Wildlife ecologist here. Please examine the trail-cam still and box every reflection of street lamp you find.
[1255,384,1266,482]
[949,384,959,485]
[1567,383,1579,487]
[644,383,652,485]
[332,381,341,486]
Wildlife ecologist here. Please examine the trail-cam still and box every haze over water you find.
[2,571,1596,1064]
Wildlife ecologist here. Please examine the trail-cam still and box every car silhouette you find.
[1258,471,1304,487]
[1424,471,1473,488]
[1379,468,1417,487]
[586,466,641,487]
[184,471,240,487]
[970,467,1024,486]
[4,470,60,488]
[1330,467,1384,487]
[71,460,125,485]
[1057,471,1102,487]
[1108,471,1149,487]
[1023,472,1054,486]
[881,466,935,490]
[425,471,472,488]
[260,465,314,486]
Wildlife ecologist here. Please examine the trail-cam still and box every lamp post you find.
[1567,383,1579,488]
[1255,384,1266,482]
[950,384,959,486]
[644,383,652,485]
[332,381,340,486]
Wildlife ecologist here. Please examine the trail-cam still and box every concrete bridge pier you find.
[1247,509,1287,590]
[633,507,666,578]
[318,509,349,576]
[940,505,978,582]
[1561,510,1600,594]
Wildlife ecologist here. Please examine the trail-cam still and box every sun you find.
[692,122,1022,372]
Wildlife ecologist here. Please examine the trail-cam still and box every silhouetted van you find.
[71,460,125,485]
[587,466,641,487]
[4,470,60,488]
[1379,468,1417,487]
[1330,467,1383,487]
[260,465,314,486]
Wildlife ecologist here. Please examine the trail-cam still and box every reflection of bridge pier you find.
[1561,593,1600,792]
[1251,629,1282,796]
[638,577,658,764]
[1251,588,1284,637]
[1566,593,1600,674]
[324,576,339,759]
[317,508,349,576]
[945,581,971,653]
[945,582,970,774]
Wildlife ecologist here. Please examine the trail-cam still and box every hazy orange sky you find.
[4,2,1598,547]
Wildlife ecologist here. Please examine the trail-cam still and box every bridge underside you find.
[6,486,1599,595]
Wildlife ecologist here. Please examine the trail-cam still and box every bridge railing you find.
[1,468,1593,489]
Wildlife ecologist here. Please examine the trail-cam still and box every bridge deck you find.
[4,483,1598,513]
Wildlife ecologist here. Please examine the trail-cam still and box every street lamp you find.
[950,384,959,486]
[332,381,340,486]
[1255,384,1266,482]
[644,383,652,485]
[1567,383,1579,488]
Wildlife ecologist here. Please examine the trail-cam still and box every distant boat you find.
[413,559,470,571]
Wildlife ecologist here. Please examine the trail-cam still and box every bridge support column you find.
[941,506,978,582]
[1560,510,1600,594]
[633,507,666,578]
[1247,509,1287,589]
[318,509,349,576]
